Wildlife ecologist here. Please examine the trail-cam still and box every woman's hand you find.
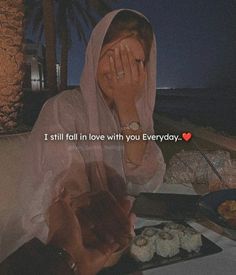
[74,191,132,249]
[118,196,136,237]
[47,192,119,275]
[106,43,146,111]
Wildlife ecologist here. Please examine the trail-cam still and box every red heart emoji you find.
[182,132,192,142]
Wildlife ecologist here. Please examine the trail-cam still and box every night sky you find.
[28,0,236,88]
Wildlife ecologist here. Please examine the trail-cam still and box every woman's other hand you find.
[75,191,132,249]
[118,196,136,237]
[47,194,119,275]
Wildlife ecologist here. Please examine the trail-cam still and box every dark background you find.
[25,0,236,135]
[46,0,236,88]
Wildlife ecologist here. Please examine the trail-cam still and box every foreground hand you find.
[47,194,119,275]
[75,191,132,250]
[71,192,135,243]
[118,196,136,236]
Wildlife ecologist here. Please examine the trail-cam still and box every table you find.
[135,184,236,275]
[1,184,236,275]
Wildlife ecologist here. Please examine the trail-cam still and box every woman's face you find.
[97,35,146,105]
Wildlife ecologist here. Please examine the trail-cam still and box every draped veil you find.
[0,9,165,262]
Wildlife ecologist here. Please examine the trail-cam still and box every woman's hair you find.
[103,10,153,62]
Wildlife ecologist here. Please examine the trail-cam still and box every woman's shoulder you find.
[35,87,87,130]
[47,86,84,109]
[41,87,86,116]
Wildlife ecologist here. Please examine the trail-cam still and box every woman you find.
[1,9,165,273]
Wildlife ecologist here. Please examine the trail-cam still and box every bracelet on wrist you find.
[120,121,142,132]
[45,244,79,274]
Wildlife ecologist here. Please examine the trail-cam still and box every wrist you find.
[45,243,80,274]
[116,100,136,113]
[116,102,140,127]
[48,231,83,271]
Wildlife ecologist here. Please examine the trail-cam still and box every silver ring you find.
[116,71,125,79]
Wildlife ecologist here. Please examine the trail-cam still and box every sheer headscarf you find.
[79,8,157,189]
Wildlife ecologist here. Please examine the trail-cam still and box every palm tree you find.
[56,0,92,91]
[42,0,57,93]
[57,0,115,91]
[28,0,115,91]
[25,0,58,93]
[0,0,25,130]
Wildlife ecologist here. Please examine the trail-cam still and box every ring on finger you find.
[116,71,125,79]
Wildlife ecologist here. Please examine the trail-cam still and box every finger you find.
[97,240,120,255]
[104,72,112,81]
[52,199,81,226]
[120,43,130,76]
[125,44,139,82]
[114,47,124,79]
[54,187,70,204]
[129,212,137,225]
[129,212,137,235]
[47,200,84,246]
[109,56,117,83]
[70,192,90,210]
[138,60,147,83]
[103,242,120,257]
[103,74,113,90]
[119,198,132,214]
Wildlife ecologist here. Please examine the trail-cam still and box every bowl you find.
[198,189,236,240]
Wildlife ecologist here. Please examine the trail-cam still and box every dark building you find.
[23,39,60,91]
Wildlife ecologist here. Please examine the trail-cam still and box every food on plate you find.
[141,227,160,249]
[163,222,202,252]
[217,200,236,228]
[130,235,155,262]
[163,222,186,239]
[180,227,202,252]
[129,223,203,263]
[155,231,180,257]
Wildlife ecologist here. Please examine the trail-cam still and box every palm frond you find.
[74,21,88,45]
[56,0,68,38]
[37,22,44,43]
[87,0,114,16]
[24,0,41,19]
[68,10,88,45]
[31,6,43,34]
[72,0,97,28]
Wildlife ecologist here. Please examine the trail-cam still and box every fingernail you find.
[115,47,119,54]
[109,56,113,62]
[125,44,130,51]
[54,197,60,202]
[111,243,120,252]
[120,43,124,50]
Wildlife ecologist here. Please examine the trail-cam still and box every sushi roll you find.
[163,222,186,240]
[130,235,155,262]
[141,227,159,249]
[155,231,180,258]
[180,227,202,252]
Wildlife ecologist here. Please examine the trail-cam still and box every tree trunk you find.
[60,26,69,91]
[0,0,24,130]
[42,0,57,93]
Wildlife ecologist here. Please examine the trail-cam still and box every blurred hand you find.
[74,191,132,250]
[118,196,136,236]
[47,192,119,275]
